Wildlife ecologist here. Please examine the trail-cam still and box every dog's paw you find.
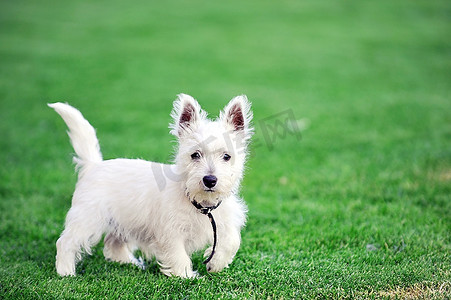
[56,260,76,277]
[204,248,236,273]
[206,260,229,273]
[157,261,197,278]
[206,254,231,273]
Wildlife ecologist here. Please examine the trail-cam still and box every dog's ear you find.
[170,94,206,137]
[220,95,254,141]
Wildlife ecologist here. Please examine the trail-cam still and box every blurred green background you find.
[0,0,450,298]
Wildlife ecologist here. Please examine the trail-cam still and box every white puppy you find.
[48,94,253,278]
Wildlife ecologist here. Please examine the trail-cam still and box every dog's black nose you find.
[203,175,217,188]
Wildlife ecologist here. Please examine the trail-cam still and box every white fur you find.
[48,94,253,278]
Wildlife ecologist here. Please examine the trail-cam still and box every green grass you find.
[1,0,450,298]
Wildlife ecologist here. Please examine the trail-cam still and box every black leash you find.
[191,199,222,264]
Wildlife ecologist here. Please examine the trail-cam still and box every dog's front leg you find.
[205,224,241,273]
[157,239,196,278]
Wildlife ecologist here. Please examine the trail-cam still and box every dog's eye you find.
[223,153,231,161]
[191,152,201,160]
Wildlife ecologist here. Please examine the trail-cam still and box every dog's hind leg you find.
[55,207,104,276]
[103,233,145,269]
[55,234,78,276]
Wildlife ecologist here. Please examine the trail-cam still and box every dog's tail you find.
[48,102,103,169]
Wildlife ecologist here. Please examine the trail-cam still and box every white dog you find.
[48,94,253,278]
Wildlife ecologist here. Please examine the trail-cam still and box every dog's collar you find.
[190,199,222,215]
[190,198,222,265]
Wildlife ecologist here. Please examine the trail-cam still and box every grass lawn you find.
[1,0,450,298]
